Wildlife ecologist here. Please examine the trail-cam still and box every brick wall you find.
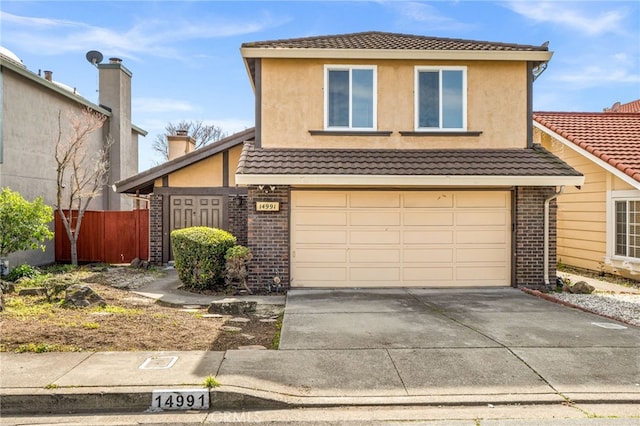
[515,186,557,289]
[246,186,290,292]
[228,194,248,247]
[149,193,163,265]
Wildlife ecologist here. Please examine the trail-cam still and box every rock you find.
[130,257,141,268]
[202,314,223,319]
[63,284,106,308]
[569,281,595,294]
[0,287,4,312]
[208,300,257,315]
[241,334,255,340]
[259,318,277,323]
[221,326,243,332]
[0,281,15,294]
[228,317,251,323]
[18,287,46,297]
[237,345,266,350]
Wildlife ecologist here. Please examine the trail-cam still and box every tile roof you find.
[533,112,640,183]
[603,99,640,113]
[241,31,549,52]
[237,143,581,178]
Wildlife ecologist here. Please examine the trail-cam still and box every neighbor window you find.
[615,199,640,258]
[415,66,466,130]
[325,65,376,130]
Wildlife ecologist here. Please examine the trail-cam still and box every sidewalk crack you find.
[385,348,409,396]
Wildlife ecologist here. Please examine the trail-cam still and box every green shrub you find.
[225,245,253,294]
[171,227,236,290]
[6,263,41,282]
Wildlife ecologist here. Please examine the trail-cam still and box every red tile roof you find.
[237,143,581,178]
[603,99,640,113]
[534,112,640,183]
[242,31,549,52]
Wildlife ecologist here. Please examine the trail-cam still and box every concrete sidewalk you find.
[1,272,639,416]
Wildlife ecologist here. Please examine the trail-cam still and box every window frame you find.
[611,195,640,260]
[414,66,467,132]
[324,65,377,131]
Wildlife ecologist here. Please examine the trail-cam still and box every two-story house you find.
[235,31,583,290]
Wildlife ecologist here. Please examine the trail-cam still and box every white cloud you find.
[506,1,627,37]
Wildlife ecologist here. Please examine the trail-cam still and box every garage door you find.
[291,190,511,287]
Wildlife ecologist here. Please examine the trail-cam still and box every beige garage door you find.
[291,190,511,287]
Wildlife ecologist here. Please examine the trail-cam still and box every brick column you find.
[515,186,557,288]
[149,193,163,265]
[227,194,248,247]
[246,186,290,292]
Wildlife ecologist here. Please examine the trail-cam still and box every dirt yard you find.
[0,266,282,353]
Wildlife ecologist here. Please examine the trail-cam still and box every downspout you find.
[544,186,564,286]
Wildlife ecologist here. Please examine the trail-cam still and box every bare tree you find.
[152,120,226,162]
[55,107,112,266]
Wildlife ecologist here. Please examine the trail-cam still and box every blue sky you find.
[1,1,639,171]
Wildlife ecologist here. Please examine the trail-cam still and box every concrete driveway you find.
[279,288,640,401]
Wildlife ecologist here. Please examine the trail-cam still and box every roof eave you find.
[235,174,583,187]
[533,121,640,190]
[240,47,553,62]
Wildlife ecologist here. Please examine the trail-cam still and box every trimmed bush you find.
[6,263,41,282]
[225,245,253,294]
[171,227,236,290]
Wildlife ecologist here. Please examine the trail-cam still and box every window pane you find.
[629,201,640,258]
[442,70,463,129]
[328,70,349,127]
[615,201,627,256]
[352,69,373,128]
[418,71,439,128]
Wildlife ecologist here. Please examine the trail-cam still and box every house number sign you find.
[256,201,280,211]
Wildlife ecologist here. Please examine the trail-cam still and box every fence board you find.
[55,210,149,264]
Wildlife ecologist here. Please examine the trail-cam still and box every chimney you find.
[167,130,196,161]
[44,70,52,81]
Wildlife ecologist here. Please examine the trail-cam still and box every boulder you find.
[18,287,46,297]
[569,281,595,294]
[208,300,257,315]
[63,284,106,308]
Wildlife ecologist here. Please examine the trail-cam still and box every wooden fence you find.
[55,210,149,264]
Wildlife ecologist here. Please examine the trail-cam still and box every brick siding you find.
[515,186,557,289]
[246,186,290,292]
[228,194,248,247]
[149,193,163,265]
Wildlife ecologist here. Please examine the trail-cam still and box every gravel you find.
[546,292,640,327]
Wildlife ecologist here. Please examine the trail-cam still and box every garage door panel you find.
[404,230,454,244]
[350,249,400,263]
[456,211,507,226]
[457,248,506,263]
[404,248,453,263]
[295,248,347,263]
[404,267,454,281]
[292,191,510,288]
[404,211,454,226]
[295,211,348,226]
[351,230,400,244]
[403,192,453,208]
[297,229,347,244]
[350,192,400,208]
[350,267,400,282]
[350,211,400,226]
[457,230,507,244]
[456,192,508,208]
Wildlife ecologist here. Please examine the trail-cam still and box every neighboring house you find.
[0,46,146,267]
[534,108,640,280]
[235,31,583,290]
[115,128,253,264]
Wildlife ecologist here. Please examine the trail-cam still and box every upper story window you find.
[615,199,640,259]
[325,65,376,130]
[415,66,466,131]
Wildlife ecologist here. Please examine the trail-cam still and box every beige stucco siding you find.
[260,58,528,149]
[538,133,635,272]
[228,144,243,187]
[168,156,223,187]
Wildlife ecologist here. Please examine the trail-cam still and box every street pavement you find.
[1,271,639,420]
